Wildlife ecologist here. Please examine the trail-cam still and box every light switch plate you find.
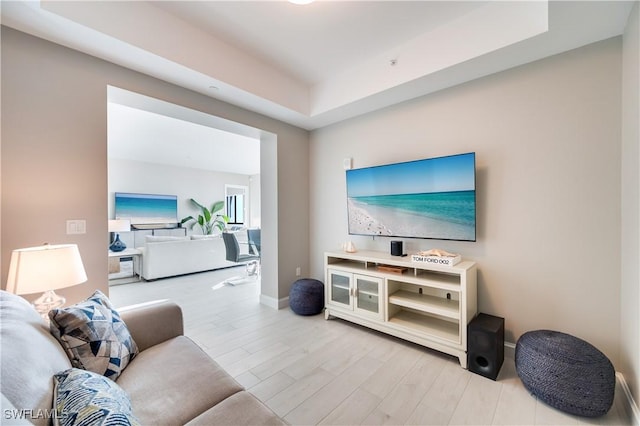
[66,220,86,235]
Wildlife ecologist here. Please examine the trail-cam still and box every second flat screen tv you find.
[346,152,476,241]
[115,192,178,226]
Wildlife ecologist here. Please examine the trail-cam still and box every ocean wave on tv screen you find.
[347,191,475,240]
[355,191,474,225]
[116,197,176,218]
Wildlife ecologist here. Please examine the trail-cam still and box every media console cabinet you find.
[324,250,477,368]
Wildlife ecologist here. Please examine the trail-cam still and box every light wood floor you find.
[109,268,630,426]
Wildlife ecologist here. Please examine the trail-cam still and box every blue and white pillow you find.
[49,290,138,380]
[53,368,140,426]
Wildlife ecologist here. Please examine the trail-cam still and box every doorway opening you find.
[106,86,278,306]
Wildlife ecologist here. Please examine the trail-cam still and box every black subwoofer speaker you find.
[390,241,403,256]
[468,313,505,381]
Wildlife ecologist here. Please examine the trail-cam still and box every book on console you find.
[411,254,461,266]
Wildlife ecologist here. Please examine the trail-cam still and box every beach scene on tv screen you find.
[347,153,476,241]
[115,193,178,225]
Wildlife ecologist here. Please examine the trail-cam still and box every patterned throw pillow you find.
[49,290,138,380]
[53,368,140,426]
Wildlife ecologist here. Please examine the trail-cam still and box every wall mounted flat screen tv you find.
[346,152,476,241]
[115,192,178,227]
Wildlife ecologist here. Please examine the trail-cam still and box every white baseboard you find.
[617,372,640,425]
[505,341,516,359]
[259,294,289,310]
[278,296,290,309]
[259,294,278,309]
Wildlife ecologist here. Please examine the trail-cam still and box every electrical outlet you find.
[295,267,301,276]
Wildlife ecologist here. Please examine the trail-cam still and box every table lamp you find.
[109,219,131,252]
[6,243,88,320]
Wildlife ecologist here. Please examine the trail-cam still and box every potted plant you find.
[180,199,229,235]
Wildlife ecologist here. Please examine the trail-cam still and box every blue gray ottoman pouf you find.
[289,279,324,316]
[515,330,615,417]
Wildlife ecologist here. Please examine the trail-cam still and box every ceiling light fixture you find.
[288,0,314,5]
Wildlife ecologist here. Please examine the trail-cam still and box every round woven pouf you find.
[515,330,615,417]
[289,279,324,316]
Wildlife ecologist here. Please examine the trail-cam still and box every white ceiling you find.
[1,1,635,133]
[108,102,261,175]
[151,1,489,85]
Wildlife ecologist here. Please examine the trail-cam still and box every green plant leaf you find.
[181,199,227,235]
[180,216,194,224]
[190,198,206,211]
[211,200,225,214]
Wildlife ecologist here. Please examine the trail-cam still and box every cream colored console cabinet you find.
[325,250,477,368]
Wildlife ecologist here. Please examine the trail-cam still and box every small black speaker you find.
[390,241,403,256]
[468,313,504,381]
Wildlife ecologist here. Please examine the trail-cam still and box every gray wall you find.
[310,38,623,365]
[1,26,310,306]
[108,158,253,233]
[621,2,640,411]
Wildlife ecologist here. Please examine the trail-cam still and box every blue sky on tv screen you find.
[346,153,475,197]
[115,193,177,222]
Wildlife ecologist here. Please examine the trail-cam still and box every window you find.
[226,194,244,225]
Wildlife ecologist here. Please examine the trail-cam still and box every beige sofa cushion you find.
[118,300,183,352]
[186,391,285,425]
[0,291,72,426]
[116,335,243,425]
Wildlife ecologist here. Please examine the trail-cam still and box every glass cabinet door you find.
[354,274,383,319]
[328,270,352,308]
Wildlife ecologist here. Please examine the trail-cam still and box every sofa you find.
[138,235,236,280]
[0,290,284,425]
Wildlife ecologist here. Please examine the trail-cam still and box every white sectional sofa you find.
[137,235,235,280]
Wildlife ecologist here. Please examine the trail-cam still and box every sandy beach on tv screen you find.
[348,199,473,241]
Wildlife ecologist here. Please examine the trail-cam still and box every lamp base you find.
[33,290,66,321]
[109,234,127,252]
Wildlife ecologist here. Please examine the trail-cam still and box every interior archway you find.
[106,86,279,305]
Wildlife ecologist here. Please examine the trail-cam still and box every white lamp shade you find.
[109,219,131,233]
[6,244,88,295]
